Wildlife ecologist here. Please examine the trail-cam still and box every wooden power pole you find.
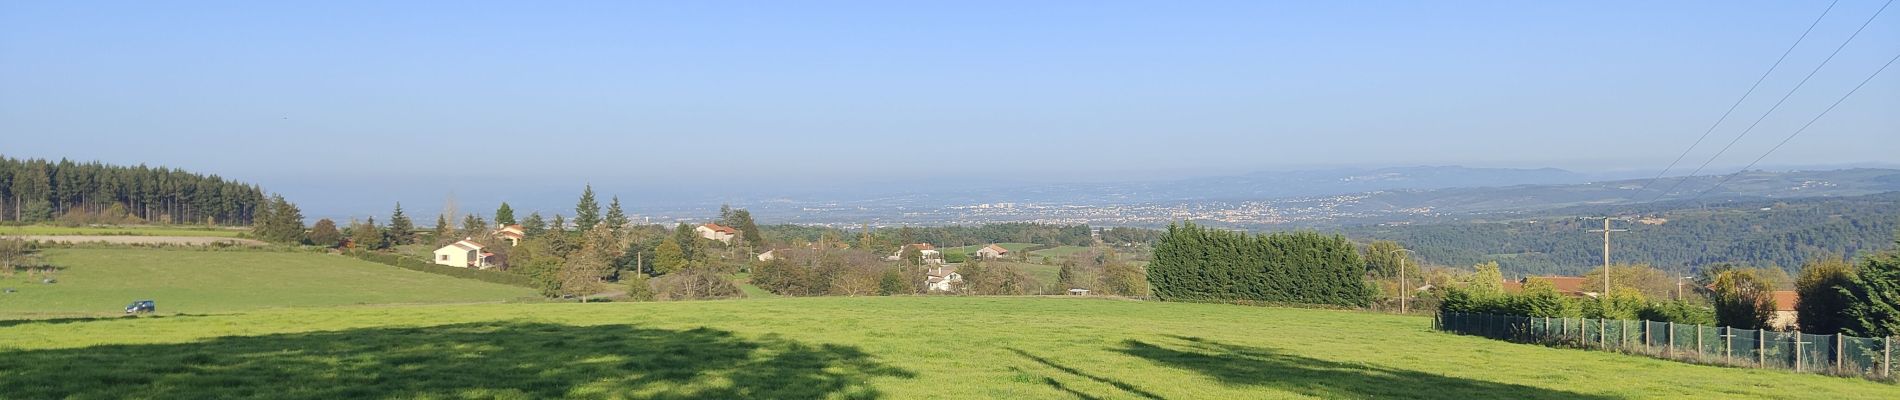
[1588,218,1628,296]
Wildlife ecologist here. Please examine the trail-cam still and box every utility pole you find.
[1392,248,1415,314]
[1587,217,1628,296]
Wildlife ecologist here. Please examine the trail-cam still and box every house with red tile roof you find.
[695,223,741,244]
[1769,290,1799,330]
[976,244,1010,259]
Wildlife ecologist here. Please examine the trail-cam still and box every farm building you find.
[976,244,1010,259]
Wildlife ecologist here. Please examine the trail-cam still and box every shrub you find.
[650,269,741,301]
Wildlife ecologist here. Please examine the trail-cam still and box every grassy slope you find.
[0,225,246,237]
[0,297,1889,399]
[0,248,535,317]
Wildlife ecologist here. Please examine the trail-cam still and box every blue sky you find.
[3,1,1897,217]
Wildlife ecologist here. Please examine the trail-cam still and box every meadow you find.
[0,248,536,318]
[0,296,1890,399]
[0,225,247,238]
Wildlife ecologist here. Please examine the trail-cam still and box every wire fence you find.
[1436,312,1897,381]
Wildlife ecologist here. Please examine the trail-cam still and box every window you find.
[440,254,449,261]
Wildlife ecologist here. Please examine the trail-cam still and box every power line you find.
[1687,50,1900,201]
[1650,0,1894,201]
[1634,0,1842,195]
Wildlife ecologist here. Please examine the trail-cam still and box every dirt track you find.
[0,235,268,246]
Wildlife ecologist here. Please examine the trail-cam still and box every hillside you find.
[0,297,1888,399]
[1344,191,1900,275]
[0,248,536,318]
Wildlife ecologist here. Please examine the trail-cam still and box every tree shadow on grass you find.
[0,322,912,399]
[1118,335,1616,400]
[1007,348,1166,400]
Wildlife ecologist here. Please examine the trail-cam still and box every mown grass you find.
[0,248,536,318]
[0,297,1889,399]
[0,225,246,237]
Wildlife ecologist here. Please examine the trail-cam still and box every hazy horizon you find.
[5,1,1899,219]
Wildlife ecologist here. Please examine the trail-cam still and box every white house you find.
[925,265,962,292]
[696,223,740,244]
[433,239,496,269]
[976,244,1010,259]
[494,224,525,246]
[757,249,784,261]
[886,243,944,265]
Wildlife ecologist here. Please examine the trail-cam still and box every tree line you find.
[1346,192,1900,276]
[0,156,270,225]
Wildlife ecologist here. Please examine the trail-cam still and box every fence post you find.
[1600,318,1607,349]
[1886,336,1892,378]
[1724,327,1732,365]
[1758,329,1766,367]
[1666,322,1674,357]
[1695,325,1703,361]
[1795,329,1804,372]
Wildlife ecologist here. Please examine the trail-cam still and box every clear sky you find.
[3,1,1897,216]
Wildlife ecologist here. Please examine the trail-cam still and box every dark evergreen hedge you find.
[1149,222,1371,307]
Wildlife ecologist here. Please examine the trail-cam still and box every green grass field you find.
[0,248,536,318]
[0,297,1889,399]
[1028,245,1092,260]
[0,225,247,237]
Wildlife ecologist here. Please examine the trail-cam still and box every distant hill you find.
[1341,191,1900,276]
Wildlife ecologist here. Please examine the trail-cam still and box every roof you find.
[909,243,936,251]
[444,240,484,251]
[1772,290,1799,312]
[1528,276,1588,294]
[700,223,740,234]
[496,230,525,239]
[927,266,958,278]
[1500,280,1523,294]
[982,244,1009,253]
[496,224,525,233]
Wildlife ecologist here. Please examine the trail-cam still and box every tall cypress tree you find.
[573,185,601,229]
[433,214,452,244]
[387,203,416,245]
[522,212,547,236]
[495,202,517,226]
[604,196,630,231]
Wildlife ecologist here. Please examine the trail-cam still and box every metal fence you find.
[1436,312,1897,380]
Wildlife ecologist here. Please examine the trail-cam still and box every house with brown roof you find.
[494,224,526,246]
[432,239,498,269]
[1770,290,1800,330]
[975,244,1010,259]
[695,223,741,244]
[925,265,962,292]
